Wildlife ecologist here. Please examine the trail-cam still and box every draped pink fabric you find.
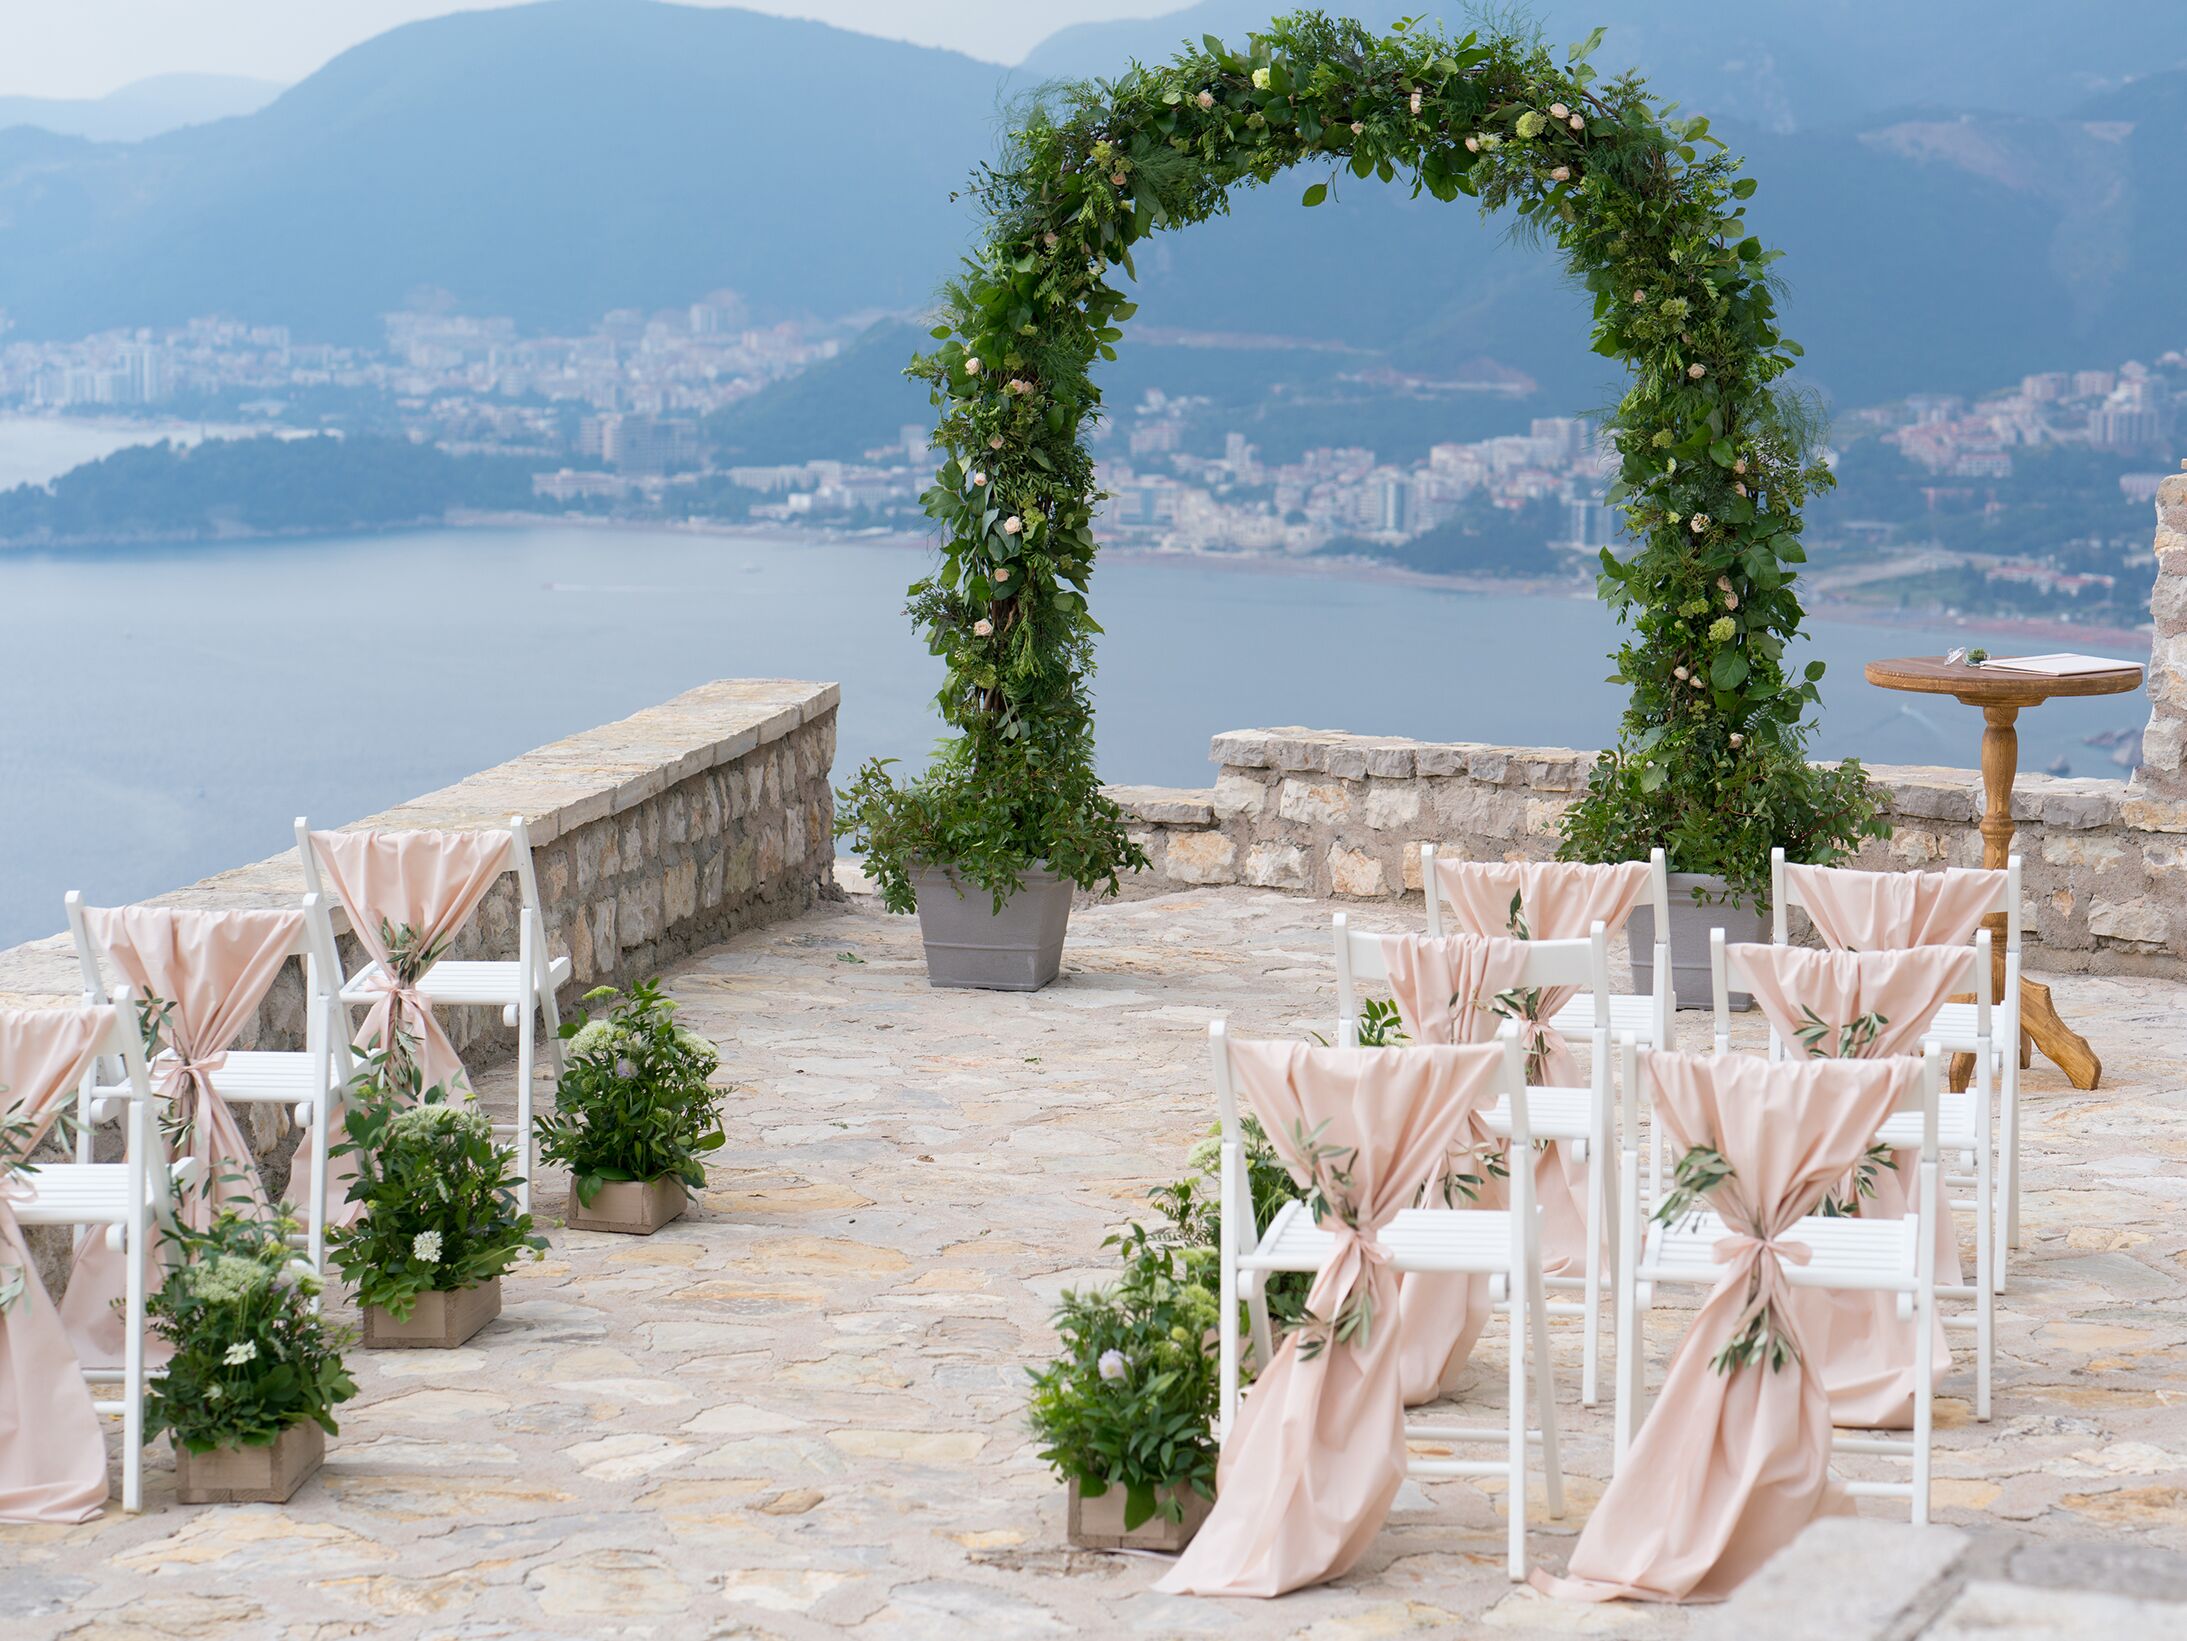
[307,828,512,1226]
[1734,942,1968,1428]
[1537,1052,1915,1603]
[0,1007,114,1523]
[1432,858,1649,1277]
[1376,932,1531,1404]
[1158,1041,1500,1597]
[1782,863,2001,953]
[58,907,304,1371]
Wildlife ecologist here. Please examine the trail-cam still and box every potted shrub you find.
[538,980,725,1234]
[1027,1223,1219,1552]
[836,731,1145,992]
[328,1055,546,1348]
[147,1210,357,1504]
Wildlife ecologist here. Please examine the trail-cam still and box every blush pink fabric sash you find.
[1733,942,1968,1428]
[1376,932,1531,1405]
[308,828,512,1226]
[1432,858,1648,1280]
[1538,1052,1916,1603]
[0,1007,114,1523]
[1782,863,2001,953]
[1157,1041,1500,1598]
[60,907,303,1371]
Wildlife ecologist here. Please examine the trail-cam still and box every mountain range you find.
[0,73,284,143]
[1,0,2183,415]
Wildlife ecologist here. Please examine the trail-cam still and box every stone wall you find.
[1105,739,2184,975]
[1106,470,2187,978]
[0,676,841,1069]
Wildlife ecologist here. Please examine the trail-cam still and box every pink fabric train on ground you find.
[1156,1040,1503,1598]
[0,1007,119,1524]
[1536,1051,1918,1603]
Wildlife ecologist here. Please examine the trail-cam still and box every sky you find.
[0,0,1176,99]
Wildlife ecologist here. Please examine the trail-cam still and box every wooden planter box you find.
[362,1276,501,1349]
[566,1176,688,1235]
[174,1419,324,1504]
[1066,1478,1212,1553]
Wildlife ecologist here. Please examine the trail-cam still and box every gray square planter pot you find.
[1629,871,1769,1012]
[909,864,1073,992]
[173,1420,325,1505]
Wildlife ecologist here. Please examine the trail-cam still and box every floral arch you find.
[839,12,1878,911]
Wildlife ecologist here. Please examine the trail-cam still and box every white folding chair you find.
[1709,930,1994,1422]
[1211,1019,1564,1580]
[66,893,351,1283]
[1773,847,2024,1293]
[1333,913,1620,1407]
[1422,845,1674,1052]
[296,815,571,1213]
[9,997,169,1512]
[1615,1040,1944,1521]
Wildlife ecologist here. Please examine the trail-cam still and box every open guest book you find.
[1978,653,2138,677]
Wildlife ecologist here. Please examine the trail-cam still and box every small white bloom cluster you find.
[972,619,993,638]
[1002,516,1023,535]
[1549,165,1570,182]
[1251,67,1270,90]
[387,1104,492,1146]
[1688,362,1707,379]
[1196,89,1215,110]
[187,1253,270,1304]
[1097,1349,1128,1382]
[412,1229,444,1265]
[223,1340,258,1366]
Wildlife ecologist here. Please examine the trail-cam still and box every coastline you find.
[0,506,2156,653]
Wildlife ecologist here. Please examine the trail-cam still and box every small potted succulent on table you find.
[1027,1223,1219,1552]
[539,980,725,1235]
[329,1052,545,1348]
[147,1210,356,1504]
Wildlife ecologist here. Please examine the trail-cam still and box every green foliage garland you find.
[838,9,1879,907]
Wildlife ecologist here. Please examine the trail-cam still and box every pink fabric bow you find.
[1375,931,1532,1403]
[60,907,301,1371]
[1158,1041,1500,1598]
[1538,1051,1916,1604]
[0,1007,116,1524]
[1733,941,1969,1428]
[1432,858,1649,1282]
[306,828,512,1228]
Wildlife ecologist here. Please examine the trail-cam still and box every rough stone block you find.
[1328,846,1388,898]
[1104,785,1218,827]
[1243,842,1312,891]
[1165,831,1238,885]
[1210,773,1270,822]
[2090,897,2168,945]
[1360,740,1418,779]
[1209,730,1278,770]
[1692,1518,1968,1641]
[1279,779,1352,827]
[1363,782,1423,832]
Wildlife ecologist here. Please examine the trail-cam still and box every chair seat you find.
[10,1163,137,1226]
[1551,992,1660,1044]
[1642,1207,1919,1290]
[1920,1004,2011,1056]
[1877,1091,1978,1153]
[148,1050,334,1104]
[1485,1085,1593,1142]
[343,955,571,1009]
[1242,1200,1517,1276]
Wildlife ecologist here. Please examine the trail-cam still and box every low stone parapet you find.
[1108,730,2182,978]
[0,677,841,1053]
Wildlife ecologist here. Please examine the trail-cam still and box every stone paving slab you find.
[3,887,2184,1638]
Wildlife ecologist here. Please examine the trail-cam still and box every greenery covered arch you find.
[838,10,1880,911]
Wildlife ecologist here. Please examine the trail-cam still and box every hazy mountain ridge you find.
[0,73,284,143]
[0,0,2180,413]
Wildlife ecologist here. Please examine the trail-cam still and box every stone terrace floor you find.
[6,887,2187,1638]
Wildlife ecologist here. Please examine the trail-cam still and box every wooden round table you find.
[1863,654,2145,1090]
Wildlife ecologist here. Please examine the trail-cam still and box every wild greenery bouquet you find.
[144,1209,356,1454]
[326,1051,545,1320]
[1155,1113,1313,1332]
[1026,1221,1220,1530]
[538,980,724,1205]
